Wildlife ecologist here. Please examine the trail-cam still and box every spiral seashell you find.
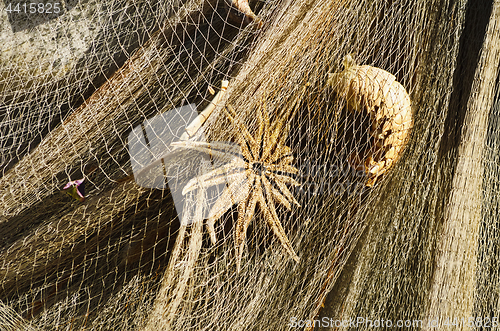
[328,55,413,187]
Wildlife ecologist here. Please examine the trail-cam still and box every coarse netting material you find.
[0,0,499,330]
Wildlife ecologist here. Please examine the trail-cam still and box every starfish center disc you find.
[252,161,265,175]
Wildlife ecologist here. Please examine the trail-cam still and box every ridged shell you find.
[328,55,413,186]
[224,0,263,28]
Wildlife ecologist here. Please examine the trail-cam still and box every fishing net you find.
[0,0,498,330]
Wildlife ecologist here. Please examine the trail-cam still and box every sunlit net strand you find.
[0,0,262,326]
[0,0,163,178]
[153,0,418,330]
[0,0,476,330]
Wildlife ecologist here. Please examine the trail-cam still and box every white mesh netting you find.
[1,0,499,330]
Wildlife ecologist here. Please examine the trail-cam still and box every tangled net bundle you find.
[1,0,499,330]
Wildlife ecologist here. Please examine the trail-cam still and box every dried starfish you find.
[171,102,300,272]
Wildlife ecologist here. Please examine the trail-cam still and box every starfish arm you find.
[261,175,291,211]
[274,151,293,166]
[206,181,244,245]
[224,105,256,160]
[258,189,300,263]
[275,123,292,153]
[263,113,292,161]
[234,199,248,273]
[206,175,251,242]
[267,172,301,187]
[254,101,270,159]
[262,124,288,162]
[268,174,301,207]
[234,177,259,273]
[267,144,294,166]
[262,130,278,161]
[182,159,247,194]
[266,164,299,175]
